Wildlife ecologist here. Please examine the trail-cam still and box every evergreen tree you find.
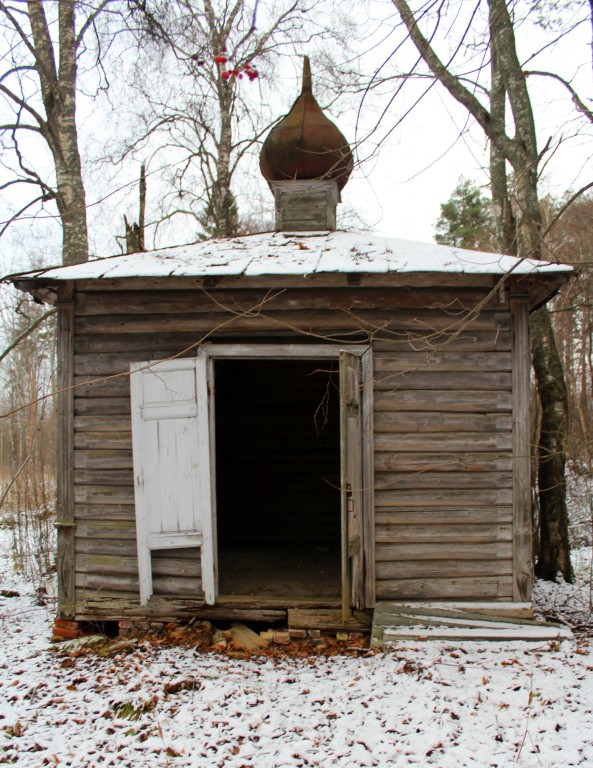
[435,178,497,251]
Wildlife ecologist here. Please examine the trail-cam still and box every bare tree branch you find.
[0,307,56,365]
[525,69,593,124]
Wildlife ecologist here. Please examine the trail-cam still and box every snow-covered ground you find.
[1,536,592,767]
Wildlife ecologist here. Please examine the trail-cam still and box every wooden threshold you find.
[194,596,350,628]
[216,595,342,609]
[288,608,372,632]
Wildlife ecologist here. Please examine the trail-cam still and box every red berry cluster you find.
[214,54,259,82]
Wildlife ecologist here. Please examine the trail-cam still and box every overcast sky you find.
[1,1,592,270]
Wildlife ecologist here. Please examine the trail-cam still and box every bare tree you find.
[0,1,141,265]
[115,0,358,240]
[546,194,593,471]
[0,286,56,585]
[384,0,592,581]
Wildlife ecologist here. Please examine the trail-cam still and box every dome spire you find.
[259,56,353,231]
[302,55,312,94]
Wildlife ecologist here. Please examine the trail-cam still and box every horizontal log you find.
[152,575,202,597]
[75,273,499,292]
[76,519,136,540]
[76,536,137,555]
[75,308,508,336]
[374,432,512,453]
[375,523,512,543]
[75,589,140,618]
[375,541,513,561]
[151,546,200,560]
[374,471,512,491]
[75,332,205,356]
[376,558,512,580]
[374,371,512,392]
[73,329,512,357]
[374,451,512,473]
[74,450,133,470]
[74,505,135,524]
[74,468,134,486]
[75,596,287,623]
[374,411,512,433]
[152,557,201,579]
[372,331,511,353]
[375,507,512,526]
[74,432,132,450]
[75,287,506,316]
[74,375,130,397]
[375,576,513,601]
[374,351,512,373]
[75,571,139,591]
[74,397,131,416]
[74,415,132,432]
[76,554,139,575]
[374,390,512,413]
[75,353,193,376]
[188,606,286,622]
[375,488,513,508]
[75,485,135,505]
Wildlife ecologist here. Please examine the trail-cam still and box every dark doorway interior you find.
[214,358,341,599]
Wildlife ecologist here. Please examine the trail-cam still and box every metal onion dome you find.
[260,57,353,191]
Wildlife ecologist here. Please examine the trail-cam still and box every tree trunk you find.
[531,307,574,581]
[392,0,574,582]
[27,0,89,265]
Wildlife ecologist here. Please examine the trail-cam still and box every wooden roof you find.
[7,230,572,282]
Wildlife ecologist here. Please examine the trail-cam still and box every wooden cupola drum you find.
[260,57,353,231]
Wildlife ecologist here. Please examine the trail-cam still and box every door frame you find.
[202,343,375,610]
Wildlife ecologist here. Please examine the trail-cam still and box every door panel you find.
[130,358,215,605]
[340,351,364,615]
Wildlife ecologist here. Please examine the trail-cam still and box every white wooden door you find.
[130,357,215,605]
[340,351,364,616]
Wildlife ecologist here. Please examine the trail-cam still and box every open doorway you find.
[214,358,342,599]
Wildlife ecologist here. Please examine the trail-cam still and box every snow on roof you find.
[14,230,572,281]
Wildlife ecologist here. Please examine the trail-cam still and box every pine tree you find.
[435,178,497,251]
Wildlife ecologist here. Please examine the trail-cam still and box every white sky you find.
[1,1,592,269]
[339,1,593,241]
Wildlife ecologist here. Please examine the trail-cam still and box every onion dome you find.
[260,57,353,191]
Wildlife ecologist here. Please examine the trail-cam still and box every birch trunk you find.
[202,0,239,238]
[27,0,89,265]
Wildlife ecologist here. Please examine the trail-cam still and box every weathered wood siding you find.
[70,280,515,618]
[373,308,514,601]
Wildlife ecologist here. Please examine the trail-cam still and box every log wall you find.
[372,320,514,601]
[68,279,517,619]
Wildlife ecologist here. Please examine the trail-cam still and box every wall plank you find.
[376,559,512,580]
[375,523,512,543]
[374,412,512,433]
[376,576,513,600]
[375,541,512,561]
[374,452,512,473]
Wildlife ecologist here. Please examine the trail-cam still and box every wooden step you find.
[378,624,572,643]
[371,601,571,647]
[376,601,535,620]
